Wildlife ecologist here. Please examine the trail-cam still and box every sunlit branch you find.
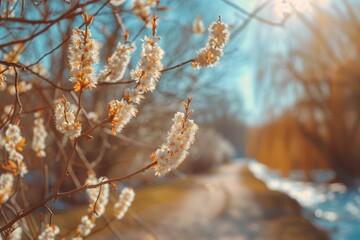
[97,80,135,86]
[0,0,102,48]
[0,161,157,233]
[161,59,194,73]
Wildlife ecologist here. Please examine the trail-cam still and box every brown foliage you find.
[251,2,360,184]
[246,112,329,179]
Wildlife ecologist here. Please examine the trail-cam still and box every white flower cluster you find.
[131,0,157,23]
[4,124,28,177]
[7,81,32,95]
[74,215,95,239]
[192,18,230,69]
[68,28,99,91]
[153,111,198,176]
[99,43,135,83]
[54,98,82,139]
[0,128,16,206]
[32,113,47,157]
[107,98,138,135]
[107,34,163,135]
[114,187,135,220]
[0,173,14,204]
[37,225,60,240]
[124,88,145,104]
[74,175,110,239]
[85,175,110,217]
[130,36,164,92]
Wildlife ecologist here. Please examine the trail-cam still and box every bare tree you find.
[0,0,252,238]
[248,0,360,186]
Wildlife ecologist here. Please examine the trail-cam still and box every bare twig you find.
[13,67,23,115]
[161,59,194,73]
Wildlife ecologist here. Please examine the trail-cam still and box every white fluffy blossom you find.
[192,47,223,69]
[7,81,32,95]
[108,99,138,135]
[7,151,27,177]
[3,124,28,177]
[68,28,99,91]
[131,0,157,23]
[208,19,230,49]
[75,214,96,238]
[32,113,47,157]
[4,124,22,153]
[37,225,60,240]
[130,36,164,92]
[152,108,198,176]
[54,98,82,139]
[0,173,14,204]
[99,43,135,83]
[85,175,110,217]
[107,27,163,135]
[124,88,144,104]
[73,175,110,239]
[114,187,135,220]
[192,18,229,69]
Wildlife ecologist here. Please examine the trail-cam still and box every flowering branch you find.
[0,161,156,233]
[0,3,231,237]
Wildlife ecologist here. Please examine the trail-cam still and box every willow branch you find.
[0,161,157,232]
[161,59,194,73]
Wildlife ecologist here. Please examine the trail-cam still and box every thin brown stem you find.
[75,89,84,121]
[161,59,194,73]
[13,67,23,115]
[97,80,135,86]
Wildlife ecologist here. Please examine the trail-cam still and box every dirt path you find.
[90,162,329,240]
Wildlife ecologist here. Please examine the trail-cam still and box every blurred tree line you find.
[247,0,360,186]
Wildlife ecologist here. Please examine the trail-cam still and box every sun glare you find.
[274,0,314,17]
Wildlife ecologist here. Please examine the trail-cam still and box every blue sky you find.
[220,0,334,124]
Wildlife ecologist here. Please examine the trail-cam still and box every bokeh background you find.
[1,0,360,239]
